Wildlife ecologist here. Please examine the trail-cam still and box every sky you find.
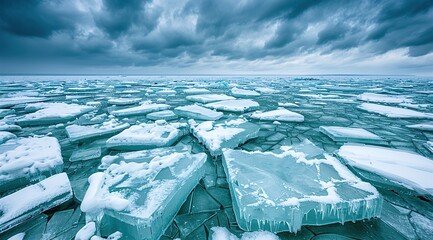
[1,0,433,75]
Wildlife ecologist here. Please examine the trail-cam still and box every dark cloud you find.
[0,0,432,74]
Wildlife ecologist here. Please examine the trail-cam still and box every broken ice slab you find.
[106,120,186,150]
[336,144,433,197]
[222,141,382,233]
[0,137,63,193]
[188,118,260,156]
[186,94,235,104]
[424,141,433,154]
[230,87,260,97]
[0,96,46,108]
[0,173,73,233]
[146,110,178,121]
[205,99,260,113]
[0,131,16,144]
[66,119,130,142]
[0,109,15,118]
[183,88,210,94]
[80,151,207,240]
[69,147,102,162]
[174,105,223,120]
[15,102,96,126]
[319,126,386,145]
[357,103,433,119]
[0,119,21,132]
[250,108,304,122]
[357,93,412,104]
[107,97,141,105]
[407,122,433,131]
[1,214,48,240]
[99,144,191,169]
[110,103,170,117]
[278,102,299,107]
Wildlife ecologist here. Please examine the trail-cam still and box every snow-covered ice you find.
[0,173,72,232]
[357,103,433,119]
[66,119,130,142]
[231,87,260,97]
[110,103,170,117]
[0,137,63,192]
[174,105,223,120]
[106,120,185,150]
[250,108,304,122]
[186,94,235,103]
[357,93,412,104]
[319,126,384,144]
[205,99,260,113]
[337,144,433,197]
[16,102,96,126]
[0,131,16,144]
[188,118,260,156]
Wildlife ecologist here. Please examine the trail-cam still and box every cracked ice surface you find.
[222,140,382,233]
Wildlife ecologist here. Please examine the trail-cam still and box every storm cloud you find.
[0,0,432,74]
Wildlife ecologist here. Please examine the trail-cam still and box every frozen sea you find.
[0,75,433,240]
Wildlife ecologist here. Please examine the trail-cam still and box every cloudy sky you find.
[1,0,433,75]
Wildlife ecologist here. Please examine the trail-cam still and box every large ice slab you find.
[357,93,412,104]
[250,108,304,122]
[186,94,235,104]
[188,118,260,156]
[231,87,260,97]
[174,105,223,121]
[319,126,385,144]
[0,96,46,108]
[66,119,130,142]
[110,103,170,117]
[336,144,433,197]
[205,99,260,113]
[357,103,433,119]
[222,142,382,233]
[0,137,63,193]
[16,103,96,126]
[81,151,207,240]
[183,88,210,94]
[106,120,185,150]
[107,98,141,105]
[0,173,73,233]
[146,110,178,121]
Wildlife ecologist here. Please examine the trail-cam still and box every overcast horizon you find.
[1,0,433,76]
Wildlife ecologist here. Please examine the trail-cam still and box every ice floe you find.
[250,108,304,122]
[319,126,385,144]
[175,105,223,120]
[205,99,260,113]
[66,119,130,142]
[186,94,235,104]
[357,103,433,119]
[357,93,412,104]
[231,87,260,97]
[110,103,170,117]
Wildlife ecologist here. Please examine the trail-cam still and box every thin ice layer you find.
[357,103,433,119]
[205,99,260,113]
[186,94,235,103]
[336,144,433,197]
[16,103,96,126]
[174,105,223,120]
[189,118,260,156]
[66,119,130,142]
[357,93,412,104]
[250,108,304,122]
[0,173,73,233]
[319,126,384,144]
[222,141,382,233]
[81,151,207,240]
[0,137,63,193]
[106,120,185,150]
[110,103,170,116]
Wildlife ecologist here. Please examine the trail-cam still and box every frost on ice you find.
[222,141,382,233]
